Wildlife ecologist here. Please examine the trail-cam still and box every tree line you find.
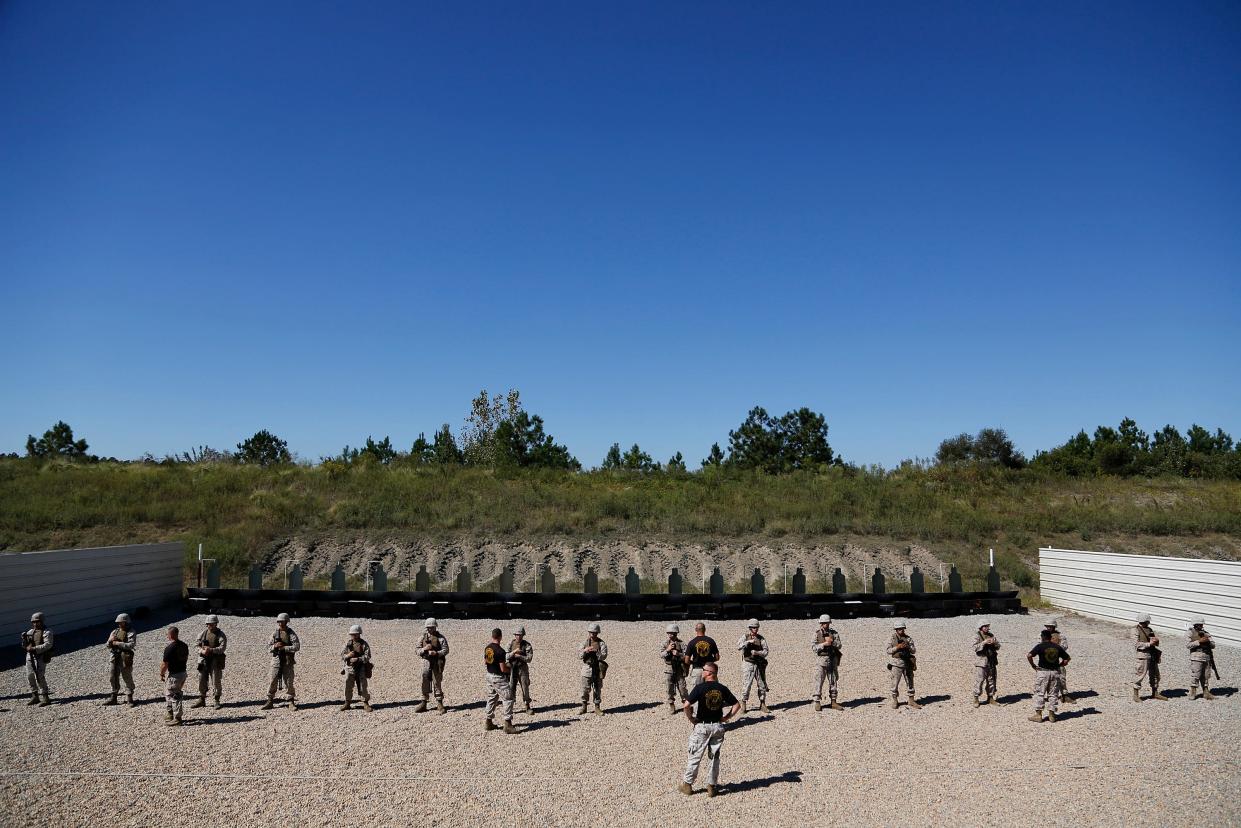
[12,391,1241,480]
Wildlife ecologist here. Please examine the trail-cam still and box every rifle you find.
[1200,632,1220,680]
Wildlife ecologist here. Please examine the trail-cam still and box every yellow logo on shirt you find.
[696,640,711,656]
[704,689,723,710]
[485,646,495,665]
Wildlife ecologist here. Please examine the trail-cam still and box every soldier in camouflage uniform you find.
[736,619,770,714]
[191,615,228,710]
[341,624,373,711]
[484,628,518,734]
[507,625,535,713]
[415,618,449,713]
[661,624,689,714]
[1186,616,1217,700]
[886,620,920,709]
[1045,620,1073,704]
[262,613,300,710]
[1026,628,1070,723]
[811,614,843,712]
[22,612,54,706]
[103,613,137,707]
[579,622,608,715]
[971,621,1000,706]
[1132,613,1167,702]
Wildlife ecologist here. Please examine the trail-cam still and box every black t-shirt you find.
[484,642,506,675]
[163,640,189,673]
[687,680,738,723]
[1029,642,1068,670]
[685,636,720,668]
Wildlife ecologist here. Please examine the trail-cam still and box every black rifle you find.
[1200,633,1220,680]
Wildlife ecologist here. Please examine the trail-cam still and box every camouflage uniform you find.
[661,629,688,710]
[1132,621,1162,699]
[508,633,534,711]
[1186,622,1215,699]
[267,621,300,707]
[811,621,842,709]
[194,626,228,706]
[484,641,515,728]
[579,631,608,712]
[23,619,54,704]
[885,626,918,706]
[342,634,372,709]
[105,624,137,703]
[971,627,999,703]
[736,626,769,710]
[418,626,450,709]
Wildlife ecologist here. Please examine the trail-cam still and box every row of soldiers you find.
[19,611,1222,729]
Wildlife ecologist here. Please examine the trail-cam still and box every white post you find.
[989,548,994,567]
[938,563,944,592]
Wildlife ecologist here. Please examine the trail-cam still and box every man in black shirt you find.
[684,623,720,688]
[160,626,190,726]
[1026,629,1071,723]
[679,662,741,797]
[483,628,517,734]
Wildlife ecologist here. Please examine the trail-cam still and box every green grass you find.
[2,459,1239,593]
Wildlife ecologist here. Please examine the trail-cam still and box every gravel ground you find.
[2,610,1239,828]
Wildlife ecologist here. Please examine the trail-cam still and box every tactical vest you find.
[112,628,133,666]
[421,632,444,658]
[742,634,766,664]
[508,639,531,664]
[815,627,841,660]
[203,629,220,648]
[29,629,52,663]
[976,633,998,664]
[274,629,296,663]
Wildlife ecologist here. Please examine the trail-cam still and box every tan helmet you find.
[892,619,906,629]
[115,613,131,624]
[818,614,831,624]
[978,620,990,629]
[513,625,526,635]
[747,618,760,629]
[424,618,438,628]
[1190,616,1205,626]
[276,612,290,622]
[205,614,219,625]
[30,612,45,623]
[587,622,601,633]
[349,624,363,635]
[1137,613,1151,625]
[666,624,680,634]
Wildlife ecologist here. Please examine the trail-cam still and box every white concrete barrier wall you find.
[1039,547,1241,648]
[0,543,184,634]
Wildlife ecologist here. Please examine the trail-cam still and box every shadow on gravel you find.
[918,694,951,706]
[724,771,803,794]
[608,701,662,715]
[841,696,884,709]
[522,718,574,733]
[454,700,486,711]
[184,715,264,726]
[730,714,774,730]
[997,693,1032,704]
[1053,706,1101,721]
[294,700,344,711]
[372,699,421,711]
[540,702,581,712]
[770,699,810,712]
[1162,688,1190,698]
[1067,690,1099,700]
[1209,686,1237,697]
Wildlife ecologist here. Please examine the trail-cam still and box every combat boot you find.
[972,696,980,708]
[261,699,275,710]
[38,695,51,707]
[503,721,518,735]
[668,700,676,713]
[1203,688,1217,700]
[906,699,922,710]
[191,696,207,709]
[340,702,353,711]
[102,694,118,706]
[594,703,604,716]
[760,700,770,714]
[706,785,718,797]
[126,694,136,708]
[678,782,692,796]
[288,700,298,711]
[578,703,588,715]
[1027,712,1042,723]
[413,700,428,713]
[165,716,179,727]
[436,700,446,714]
[172,715,182,726]
[1132,687,1140,702]
[26,694,39,706]
[888,698,898,709]
[814,699,822,712]
[740,700,747,714]
[829,701,843,711]
[1061,694,1075,705]
[484,718,497,731]
[1152,691,1169,701]
[1047,711,1057,723]
[987,696,999,706]
[165,709,174,722]
[213,697,222,710]
[362,700,373,712]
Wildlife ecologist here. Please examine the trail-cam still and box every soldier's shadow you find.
[918,694,951,706]
[289,700,341,711]
[1067,690,1099,700]
[608,701,662,714]
[540,701,581,712]
[996,693,1032,704]
[1053,706,1101,721]
[521,718,574,733]
[841,696,884,709]
[185,715,265,726]
[769,699,809,712]
[1162,688,1190,698]
[724,770,803,794]
[1208,686,1237,697]
[730,714,773,730]
[454,700,486,711]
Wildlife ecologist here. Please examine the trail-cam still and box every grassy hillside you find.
[2,458,1238,597]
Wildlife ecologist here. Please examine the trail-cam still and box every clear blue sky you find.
[2,2,1239,467]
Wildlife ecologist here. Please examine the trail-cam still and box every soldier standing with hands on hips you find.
[1027,628,1070,723]
[678,662,741,798]
[22,612,54,707]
